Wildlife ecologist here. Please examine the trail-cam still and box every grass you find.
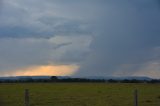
[0,83,160,106]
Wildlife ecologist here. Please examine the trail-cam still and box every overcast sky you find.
[0,0,160,78]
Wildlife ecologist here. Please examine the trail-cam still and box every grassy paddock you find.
[0,83,160,106]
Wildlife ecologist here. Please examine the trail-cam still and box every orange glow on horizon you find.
[6,65,79,76]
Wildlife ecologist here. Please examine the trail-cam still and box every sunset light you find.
[4,65,79,76]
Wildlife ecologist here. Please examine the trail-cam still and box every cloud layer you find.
[0,0,160,78]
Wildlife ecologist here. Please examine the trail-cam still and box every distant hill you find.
[82,76,153,81]
[0,76,153,81]
[0,76,50,81]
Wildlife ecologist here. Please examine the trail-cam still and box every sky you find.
[0,0,160,78]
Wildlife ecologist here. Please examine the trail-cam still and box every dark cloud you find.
[0,0,91,38]
[0,15,89,38]
[75,0,160,78]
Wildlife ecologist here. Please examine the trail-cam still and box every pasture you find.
[0,83,160,106]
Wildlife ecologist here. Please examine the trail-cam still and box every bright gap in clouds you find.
[1,65,79,76]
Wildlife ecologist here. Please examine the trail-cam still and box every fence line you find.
[23,89,139,106]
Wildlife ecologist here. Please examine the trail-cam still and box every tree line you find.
[0,76,159,83]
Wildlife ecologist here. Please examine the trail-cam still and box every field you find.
[0,83,160,106]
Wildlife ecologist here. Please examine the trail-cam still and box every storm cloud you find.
[0,0,160,78]
[75,0,160,78]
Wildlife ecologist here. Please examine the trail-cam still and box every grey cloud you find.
[0,35,92,74]
[0,0,93,75]
[75,0,160,78]
[0,0,160,78]
[0,0,91,38]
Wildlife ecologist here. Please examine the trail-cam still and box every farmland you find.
[0,83,160,106]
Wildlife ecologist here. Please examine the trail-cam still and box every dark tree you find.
[107,79,118,83]
[50,76,58,82]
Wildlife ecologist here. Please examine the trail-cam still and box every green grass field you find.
[0,83,160,106]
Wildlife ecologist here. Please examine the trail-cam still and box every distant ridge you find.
[81,76,153,81]
[0,76,153,81]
